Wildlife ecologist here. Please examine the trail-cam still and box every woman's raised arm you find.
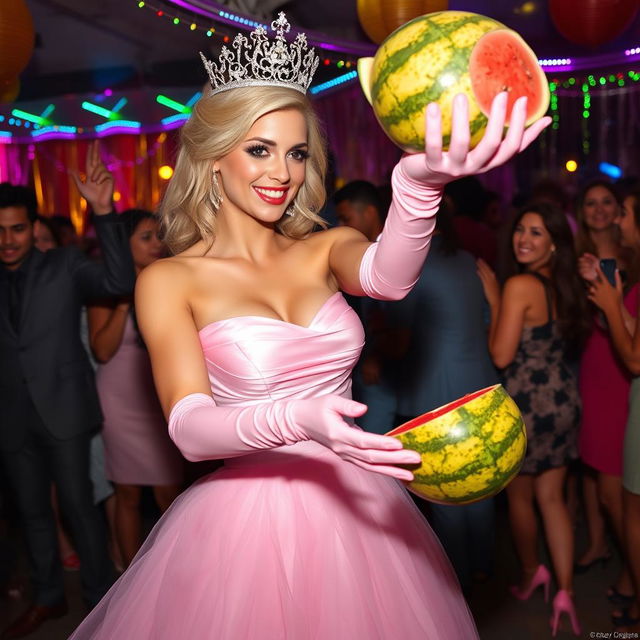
[329,92,551,299]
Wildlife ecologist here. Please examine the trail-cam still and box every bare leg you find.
[507,475,539,588]
[534,466,574,592]
[152,485,182,514]
[577,467,610,564]
[599,473,633,596]
[114,484,142,569]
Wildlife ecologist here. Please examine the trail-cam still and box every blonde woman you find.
[70,15,548,639]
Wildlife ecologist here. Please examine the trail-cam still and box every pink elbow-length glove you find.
[359,92,551,300]
[168,393,421,481]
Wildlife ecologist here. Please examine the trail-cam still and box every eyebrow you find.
[245,137,308,149]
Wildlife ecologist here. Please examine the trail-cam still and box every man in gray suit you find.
[0,142,135,639]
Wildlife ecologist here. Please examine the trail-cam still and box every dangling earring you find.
[285,202,295,217]
[211,171,223,209]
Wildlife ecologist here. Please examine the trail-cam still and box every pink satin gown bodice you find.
[199,291,362,406]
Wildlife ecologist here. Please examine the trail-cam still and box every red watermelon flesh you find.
[469,30,550,126]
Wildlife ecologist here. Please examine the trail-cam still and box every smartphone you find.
[600,258,617,286]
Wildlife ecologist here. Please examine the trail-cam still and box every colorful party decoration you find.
[549,0,639,49]
[0,0,34,82]
[356,0,448,44]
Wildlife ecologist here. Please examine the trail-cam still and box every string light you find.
[549,81,559,131]
[310,71,358,96]
[131,0,357,71]
[565,159,578,172]
[582,82,590,155]
[539,58,572,68]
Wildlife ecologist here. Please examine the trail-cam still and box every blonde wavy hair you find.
[159,86,328,254]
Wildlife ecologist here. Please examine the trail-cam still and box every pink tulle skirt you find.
[71,442,478,639]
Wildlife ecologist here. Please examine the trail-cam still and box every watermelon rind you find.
[389,384,527,505]
[357,57,374,105]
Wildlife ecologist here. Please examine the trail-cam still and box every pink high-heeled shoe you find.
[509,564,551,602]
[550,590,581,637]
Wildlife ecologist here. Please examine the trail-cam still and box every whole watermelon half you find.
[386,384,527,504]
[358,11,550,152]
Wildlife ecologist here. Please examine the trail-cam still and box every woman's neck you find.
[590,227,619,257]
[210,206,283,263]
[528,265,552,278]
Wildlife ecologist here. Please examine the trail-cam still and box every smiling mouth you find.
[253,186,289,205]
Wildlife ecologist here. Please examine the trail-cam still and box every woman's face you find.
[33,220,58,252]
[512,212,555,271]
[129,218,164,271]
[581,185,619,232]
[214,108,308,223]
[617,196,640,248]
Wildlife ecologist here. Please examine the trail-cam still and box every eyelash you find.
[246,144,269,157]
[245,145,309,161]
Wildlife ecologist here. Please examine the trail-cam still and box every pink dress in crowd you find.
[96,314,183,486]
[579,285,639,476]
[72,292,477,639]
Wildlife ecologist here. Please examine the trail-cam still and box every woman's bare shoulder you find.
[304,225,367,250]
[504,273,546,295]
[135,255,197,302]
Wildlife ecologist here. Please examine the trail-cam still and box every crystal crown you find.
[200,13,320,97]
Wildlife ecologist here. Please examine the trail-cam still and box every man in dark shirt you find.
[0,142,135,639]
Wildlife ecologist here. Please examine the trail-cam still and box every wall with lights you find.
[3,0,640,222]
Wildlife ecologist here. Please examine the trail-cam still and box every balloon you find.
[0,0,34,81]
[549,0,639,48]
[0,77,20,103]
[357,0,449,44]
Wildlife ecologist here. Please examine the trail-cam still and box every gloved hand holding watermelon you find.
[386,384,527,504]
[358,11,550,154]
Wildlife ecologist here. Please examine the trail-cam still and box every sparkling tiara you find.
[199,12,320,97]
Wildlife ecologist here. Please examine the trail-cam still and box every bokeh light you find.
[158,165,174,180]
[565,159,578,173]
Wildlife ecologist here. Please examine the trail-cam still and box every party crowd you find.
[1,144,640,638]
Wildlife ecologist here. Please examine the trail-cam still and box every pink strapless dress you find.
[71,292,477,640]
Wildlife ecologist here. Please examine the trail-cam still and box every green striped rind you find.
[369,11,504,152]
[393,385,526,504]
